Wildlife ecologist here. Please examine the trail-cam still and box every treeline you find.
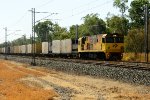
[0,0,150,52]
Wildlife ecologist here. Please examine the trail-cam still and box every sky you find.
[0,0,131,43]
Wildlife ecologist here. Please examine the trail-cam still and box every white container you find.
[42,42,48,54]
[0,48,1,53]
[14,46,19,53]
[27,44,32,54]
[18,46,21,54]
[21,45,27,54]
[10,46,14,53]
[2,47,5,53]
[52,40,61,54]
[64,39,72,54]
[60,40,66,53]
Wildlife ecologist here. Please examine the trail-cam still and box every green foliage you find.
[35,20,69,41]
[128,0,150,28]
[124,29,144,52]
[69,13,107,38]
[0,43,6,48]
[107,15,129,35]
[10,35,28,46]
[69,25,77,39]
[113,0,128,14]
[81,14,106,35]
[34,20,54,42]
[52,24,69,40]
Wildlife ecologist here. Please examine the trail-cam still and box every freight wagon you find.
[0,33,124,60]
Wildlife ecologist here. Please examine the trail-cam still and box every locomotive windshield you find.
[115,37,124,43]
[103,37,124,43]
[106,37,114,43]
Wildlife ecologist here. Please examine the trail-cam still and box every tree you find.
[107,15,129,35]
[8,35,28,46]
[69,25,77,39]
[113,0,128,16]
[128,0,150,28]
[125,29,144,53]
[68,14,106,38]
[52,23,69,40]
[113,0,129,35]
[80,13,106,36]
[34,20,54,42]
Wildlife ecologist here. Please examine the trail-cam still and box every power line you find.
[61,0,112,21]
[35,13,58,23]
[57,0,99,17]
[36,0,55,9]
[10,11,28,27]
[7,30,22,36]
[72,0,99,10]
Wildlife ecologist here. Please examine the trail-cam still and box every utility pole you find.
[4,29,21,60]
[29,8,57,65]
[75,24,78,45]
[33,8,36,65]
[29,8,36,66]
[30,8,36,66]
[144,4,149,63]
[4,27,7,60]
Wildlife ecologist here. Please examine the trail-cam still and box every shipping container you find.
[20,45,27,54]
[61,39,77,54]
[0,48,1,53]
[10,46,14,53]
[14,46,20,54]
[27,44,32,54]
[27,43,42,54]
[42,42,48,54]
[2,48,5,53]
[34,43,42,54]
[60,40,66,53]
[42,42,52,54]
[64,39,72,54]
[52,40,61,54]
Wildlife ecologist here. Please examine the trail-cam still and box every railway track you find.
[1,54,150,71]
[36,56,150,71]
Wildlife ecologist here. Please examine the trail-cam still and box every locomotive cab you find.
[102,33,124,60]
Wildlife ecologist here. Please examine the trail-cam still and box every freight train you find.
[0,33,124,60]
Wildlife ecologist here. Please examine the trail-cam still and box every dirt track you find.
[0,59,150,100]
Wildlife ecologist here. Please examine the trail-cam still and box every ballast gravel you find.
[1,55,150,86]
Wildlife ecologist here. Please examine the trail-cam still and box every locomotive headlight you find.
[121,54,123,57]
[107,54,110,57]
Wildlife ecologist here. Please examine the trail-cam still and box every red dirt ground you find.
[0,60,57,100]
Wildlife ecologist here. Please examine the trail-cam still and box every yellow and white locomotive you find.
[78,33,124,60]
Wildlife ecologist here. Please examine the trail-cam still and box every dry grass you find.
[123,53,150,62]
